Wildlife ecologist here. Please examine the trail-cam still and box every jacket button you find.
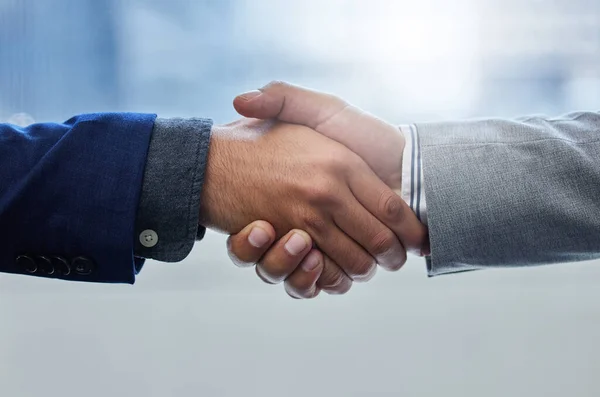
[36,256,55,275]
[16,255,37,274]
[51,256,71,276]
[72,256,94,275]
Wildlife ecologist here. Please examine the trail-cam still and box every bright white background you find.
[1,0,600,396]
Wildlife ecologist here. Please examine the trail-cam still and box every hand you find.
[234,81,406,190]
[201,118,424,290]
[227,82,429,298]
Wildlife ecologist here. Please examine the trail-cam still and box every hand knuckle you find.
[228,252,254,268]
[380,192,405,221]
[382,251,407,272]
[301,214,328,236]
[323,280,352,295]
[285,280,316,299]
[369,229,398,256]
[348,257,376,280]
[226,238,256,268]
[318,267,345,289]
[287,274,312,292]
[301,178,337,206]
[327,150,355,173]
[257,261,290,283]
[255,266,277,284]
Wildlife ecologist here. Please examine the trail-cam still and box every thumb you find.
[233,81,347,128]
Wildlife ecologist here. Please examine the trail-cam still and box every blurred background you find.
[1,0,600,396]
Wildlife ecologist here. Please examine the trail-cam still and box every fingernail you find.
[248,227,270,248]
[285,233,308,256]
[301,251,320,272]
[238,90,262,101]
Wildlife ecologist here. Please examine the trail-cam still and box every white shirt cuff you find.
[399,124,427,225]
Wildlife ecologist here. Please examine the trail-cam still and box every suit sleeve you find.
[0,113,156,284]
[417,111,600,276]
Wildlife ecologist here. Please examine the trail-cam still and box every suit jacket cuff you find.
[416,120,493,277]
[134,117,212,262]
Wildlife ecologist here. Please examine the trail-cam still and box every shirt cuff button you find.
[140,229,159,248]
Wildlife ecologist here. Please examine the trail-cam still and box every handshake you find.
[4,80,593,286]
[200,82,429,299]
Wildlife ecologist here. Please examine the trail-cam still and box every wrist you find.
[198,124,250,233]
[384,123,405,191]
[199,126,226,229]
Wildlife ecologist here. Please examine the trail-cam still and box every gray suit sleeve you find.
[417,111,600,276]
[133,118,212,262]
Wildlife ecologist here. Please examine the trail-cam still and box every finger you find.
[284,249,324,299]
[309,221,377,282]
[233,81,347,129]
[316,254,353,295]
[352,168,428,257]
[332,182,406,271]
[255,229,313,284]
[227,221,276,268]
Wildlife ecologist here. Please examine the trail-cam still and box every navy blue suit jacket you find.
[0,113,156,283]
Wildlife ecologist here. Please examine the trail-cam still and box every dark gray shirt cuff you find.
[134,117,212,262]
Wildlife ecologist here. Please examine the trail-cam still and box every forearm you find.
[417,111,600,275]
[0,113,156,283]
